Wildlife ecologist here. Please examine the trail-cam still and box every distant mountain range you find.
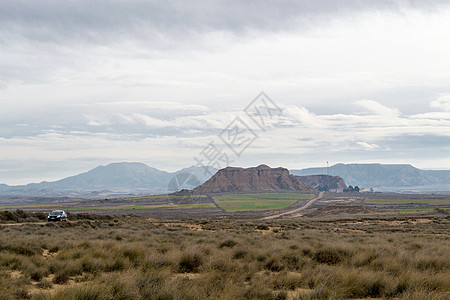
[291,163,450,193]
[1,162,449,198]
[0,162,216,197]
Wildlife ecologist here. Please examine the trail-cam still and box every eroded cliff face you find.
[297,175,347,192]
[193,165,316,194]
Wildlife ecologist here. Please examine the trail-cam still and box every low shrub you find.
[233,249,248,259]
[53,271,70,284]
[219,239,238,248]
[313,248,352,265]
[104,257,128,272]
[178,252,203,273]
[341,272,386,298]
[142,255,173,271]
[138,270,172,299]
[13,287,30,300]
[50,283,109,300]
[36,279,53,289]
[273,272,302,290]
[122,247,145,265]
[0,253,24,269]
[265,257,284,272]
[256,224,269,230]
[27,266,48,282]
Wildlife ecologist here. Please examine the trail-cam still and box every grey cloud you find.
[3,99,449,140]
[0,100,226,139]
[2,0,448,45]
[382,134,450,151]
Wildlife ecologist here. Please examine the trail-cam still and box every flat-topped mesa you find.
[193,165,317,194]
[297,175,347,192]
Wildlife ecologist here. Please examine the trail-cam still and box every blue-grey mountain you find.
[291,164,450,193]
[0,162,216,197]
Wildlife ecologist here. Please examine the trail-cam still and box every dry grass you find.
[0,212,448,299]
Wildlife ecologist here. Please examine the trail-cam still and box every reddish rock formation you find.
[193,165,316,194]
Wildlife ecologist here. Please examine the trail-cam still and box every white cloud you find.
[357,142,381,150]
[83,109,236,132]
[430,95,450,111]
[355,100,400,117]
[283,106,325,128]
[84,114,110,127]
[91,101,210,112]
[131,113,172,128]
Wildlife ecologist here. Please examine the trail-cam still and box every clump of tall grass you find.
[34,283,108,300]
[313,247,353,265]
[36,278,52,289]
[219,239,238,248]
[232,249,248,259]
[26,265,48,282]
[177,252,203,273]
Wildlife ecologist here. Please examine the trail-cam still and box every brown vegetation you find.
[0,212,448,299]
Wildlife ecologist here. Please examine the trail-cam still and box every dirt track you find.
[262,192,324,220]
[0,221,73,226]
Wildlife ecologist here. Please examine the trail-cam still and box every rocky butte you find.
[193,165,317,194]
[297,175,347,192]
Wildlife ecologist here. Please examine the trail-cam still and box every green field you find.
[364,198,450,205]
[0,202,82,210]
[0,202,216,212]
[214,193,314,212]
[65,203,216,211]
[120,195,208,201]
[396,208,450,213]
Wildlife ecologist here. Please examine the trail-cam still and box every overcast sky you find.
[1,0,450,185]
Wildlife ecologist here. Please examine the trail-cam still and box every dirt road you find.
[0,222,47,226]
[262,192,324,220]
[207,195,226,212]
[0,221,73,226]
